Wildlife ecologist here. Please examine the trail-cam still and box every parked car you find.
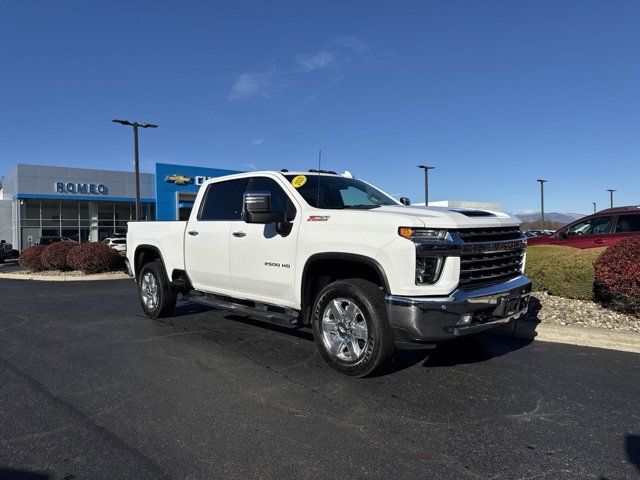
[36,236,76,246]
[0,240,17,263]
[527,207,640,249]
[103,237,127,254]
[127,170,531,376]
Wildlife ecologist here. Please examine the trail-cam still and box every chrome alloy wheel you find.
[141,272,159,310]
[321,298,369,362]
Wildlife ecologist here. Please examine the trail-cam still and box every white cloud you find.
[295,51,336,72]
[242,162,258,171]
[250,138,264,146]
[228,72,277,100]
[228,36,370,101]
[332,35,369,54]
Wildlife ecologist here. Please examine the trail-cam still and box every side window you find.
[198,178,249,221]
[568,216,613,236]
[615,214,640,233]
[248,177,297,221]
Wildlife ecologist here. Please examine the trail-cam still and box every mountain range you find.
[514,211,586,224]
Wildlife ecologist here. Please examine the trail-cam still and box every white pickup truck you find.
[127,170,531,376]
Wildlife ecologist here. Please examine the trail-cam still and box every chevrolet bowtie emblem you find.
[165,174,194,185]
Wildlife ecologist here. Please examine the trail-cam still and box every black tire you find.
[311,278,394,377]
[137,261,177,318]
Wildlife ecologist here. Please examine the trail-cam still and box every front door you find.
[565,215,614,248]
[184,178,249,295]
[229,176,300,307]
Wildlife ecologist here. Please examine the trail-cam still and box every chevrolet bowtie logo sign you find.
[164,174,194,185]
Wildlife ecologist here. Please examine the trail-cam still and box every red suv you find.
[527,207,640,249]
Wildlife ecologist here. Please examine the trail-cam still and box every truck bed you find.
[127,221,187,276]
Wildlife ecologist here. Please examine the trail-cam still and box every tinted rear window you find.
[199,178,250,221]
[615,214,640,233]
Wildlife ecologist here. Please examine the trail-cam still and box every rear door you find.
[184,178,249,295]
[612,213,640,244]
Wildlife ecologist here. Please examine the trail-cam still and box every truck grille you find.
[454,227,525,288]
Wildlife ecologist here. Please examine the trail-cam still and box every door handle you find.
[232,231,246,238]
[188,230,199,236]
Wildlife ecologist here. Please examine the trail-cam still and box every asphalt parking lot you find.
[0,278,639,480]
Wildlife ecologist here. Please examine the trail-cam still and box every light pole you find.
[606,189,616,209]
[112,119,158,220]
[592,202,596,214]
[417,165,435,206]
[536,179,548,230]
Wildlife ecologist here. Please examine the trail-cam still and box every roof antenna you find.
[316,149,322,207]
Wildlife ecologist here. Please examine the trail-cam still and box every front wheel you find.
[311,279,394,377]
[138,261,177,318]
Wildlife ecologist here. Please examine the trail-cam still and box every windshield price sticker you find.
[291,175,307,188]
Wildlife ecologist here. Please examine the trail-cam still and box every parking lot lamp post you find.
[592,202,596,214]
[417,165,435,206]
[112,119,158,220]
[607,189,616,209]
[536,179,547,230]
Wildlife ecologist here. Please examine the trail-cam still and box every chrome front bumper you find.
[386,275,532,347]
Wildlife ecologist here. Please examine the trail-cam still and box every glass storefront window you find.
[41,201,60,221]
[19,199,152,248]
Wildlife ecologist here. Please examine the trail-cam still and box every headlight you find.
[416,256,444,284]
[399,227,447,240]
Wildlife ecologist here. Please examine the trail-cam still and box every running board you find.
[183,291,301,328]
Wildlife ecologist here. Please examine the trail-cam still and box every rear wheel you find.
[311,278,393,377]
[138,261,177,318]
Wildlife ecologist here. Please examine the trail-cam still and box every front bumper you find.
[386,275,532,347]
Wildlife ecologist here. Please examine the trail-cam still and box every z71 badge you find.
[307,215,330,222]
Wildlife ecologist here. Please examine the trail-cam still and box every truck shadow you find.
[627,434,640,474]
[177,297,542,376]
[0,468,49,480]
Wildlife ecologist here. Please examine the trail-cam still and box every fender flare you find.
[133,244,166,279]
[301,252,391,305]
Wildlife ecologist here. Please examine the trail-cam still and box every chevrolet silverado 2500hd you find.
[127,171,531,376]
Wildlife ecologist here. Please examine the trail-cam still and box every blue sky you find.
[1,0,638,213]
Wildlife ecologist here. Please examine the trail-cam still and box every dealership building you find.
[0,162,239,250]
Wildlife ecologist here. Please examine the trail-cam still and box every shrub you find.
[19,245,48,272]
[66,242,122,274]
[41,241,78,271]
[66,245,83,271]
[594,237,640,314]
[525,245,605,300]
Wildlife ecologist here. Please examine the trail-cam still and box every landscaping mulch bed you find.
[526,291,640,334]
[2,269,128,278]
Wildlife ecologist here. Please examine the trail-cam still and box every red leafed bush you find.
[41,241,78,271]
[594,237,640,314]
[66,245,83,271]
[19,245,48,272]
[66,242,122,274]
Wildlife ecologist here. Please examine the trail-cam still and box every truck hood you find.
[362,205,521,228]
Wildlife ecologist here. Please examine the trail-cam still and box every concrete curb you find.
[493,319,640,354]
[0,272,131,282]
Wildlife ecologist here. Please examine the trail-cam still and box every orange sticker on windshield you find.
[291,175,307,188]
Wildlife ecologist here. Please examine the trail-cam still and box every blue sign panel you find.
[155,163,243,220]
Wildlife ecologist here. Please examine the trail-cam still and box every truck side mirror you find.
[399,197,411,206]
[243,191,285,224]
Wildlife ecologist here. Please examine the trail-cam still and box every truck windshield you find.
[284,174,398,209]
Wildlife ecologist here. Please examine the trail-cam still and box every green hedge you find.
[525,246,605,300]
